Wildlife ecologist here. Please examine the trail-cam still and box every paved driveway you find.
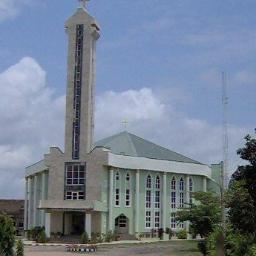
[25,241,201,256]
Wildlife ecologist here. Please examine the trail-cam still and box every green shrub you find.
[80,231,89,244]
[105,231,113,242]
[249,244,256,256]
[90,232,103,244]
[30,226,45,241]
[37,230,47,243]
[165,228,174,240]
[16,239,24,256]
[177,229,187,239]
[0,214,16,256]
[225,232,254,256]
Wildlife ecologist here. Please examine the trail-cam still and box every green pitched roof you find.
[95,131,202,164]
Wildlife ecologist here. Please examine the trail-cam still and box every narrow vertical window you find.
[154,211,160,228]
[145,211,151,228]
[189,178,193,204]
[171,177,176,209]
[171,213,176,228]
[115,172,119,181]
[155,191,160,208]
[72,24,84,159]
[115,171,120,207]
[125,173,131,207]
[146,175,152,189]
[146,190,151,208]
[179,178,184,208]
[115,188,120,206]
[155,176,160,189]
[145,174,152,227]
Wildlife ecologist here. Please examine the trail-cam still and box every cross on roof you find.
[121,119,129,130]
[79,0,90,8]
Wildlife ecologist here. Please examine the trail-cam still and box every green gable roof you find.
[95,131,202,164]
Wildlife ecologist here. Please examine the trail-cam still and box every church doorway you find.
[115,214,129,234]
[71,213,84,235]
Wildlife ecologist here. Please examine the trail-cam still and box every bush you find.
[30,226,45,241]
[225,232,254,256]
[90,232,103,244]
[37,230,47,243]
[80,232,89,244]
[198,240,209,256]
[177,229,187,239]
[16,239,24,256]
[165,228,174,240]
[105,231,114,242]
[0,214,16,256]
[158,228,164,240]
[249,244,256,256]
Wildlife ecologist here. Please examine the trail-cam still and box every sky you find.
[0,0,255,198]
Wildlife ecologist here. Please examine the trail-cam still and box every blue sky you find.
[0,0,255,197]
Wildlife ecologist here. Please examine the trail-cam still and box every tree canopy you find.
[228,130,256,236]
[176,191,221,238]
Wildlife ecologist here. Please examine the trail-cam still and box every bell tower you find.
[64,5,100,159]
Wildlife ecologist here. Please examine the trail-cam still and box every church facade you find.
[24,5,221,239]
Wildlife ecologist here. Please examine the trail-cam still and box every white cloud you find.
[0,58,252,198]
[0,0,31,22]
[0,57,65,198]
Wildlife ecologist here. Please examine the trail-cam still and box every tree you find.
[0,214,16,256]
[231,131,256,203]
[176,192,221,238]
[226,180,256,235]
[228,130,256,235]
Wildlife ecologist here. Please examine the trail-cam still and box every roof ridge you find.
[126,132,138,156]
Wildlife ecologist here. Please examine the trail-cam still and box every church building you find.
[24,3,221,239]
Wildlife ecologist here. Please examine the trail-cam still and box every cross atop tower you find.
[78,0,90,9]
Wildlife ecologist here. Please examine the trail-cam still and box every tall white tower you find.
[64,6,100,159]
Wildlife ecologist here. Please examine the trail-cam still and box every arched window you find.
[146,175,152,189]
[115,172,120,181]
[179,178,184,191]
[171,177,176,209]
[171,177,176,190]
[154,176,161,209]
[126,173,130,181]
[145,175,152,209]
[189,178,193,204]
[179,178,184,208]
[155,176,160,189]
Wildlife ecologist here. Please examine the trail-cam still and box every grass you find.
[166,240,201,256]
[99,239,202,256]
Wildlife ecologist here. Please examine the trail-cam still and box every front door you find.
[115,215,129,234]
[71,213,84,235]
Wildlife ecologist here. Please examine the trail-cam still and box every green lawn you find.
[165,240,201,256]
[98,240,202,256]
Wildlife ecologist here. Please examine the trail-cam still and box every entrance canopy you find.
[39,199,107,212]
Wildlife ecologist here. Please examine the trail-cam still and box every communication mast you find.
[221,71,228,235]
[222,72,229,191]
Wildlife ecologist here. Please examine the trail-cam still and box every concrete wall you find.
[51,212,63,233]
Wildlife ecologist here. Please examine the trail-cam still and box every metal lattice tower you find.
[222,72,229,190]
